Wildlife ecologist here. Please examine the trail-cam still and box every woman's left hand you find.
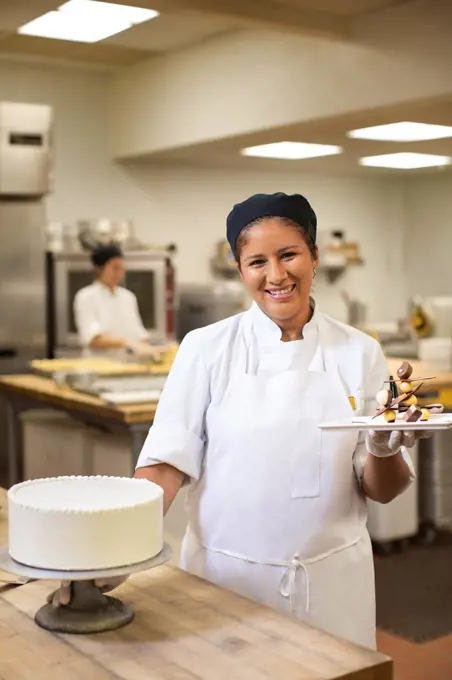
[366,428,432,458]
[47,575,128,607]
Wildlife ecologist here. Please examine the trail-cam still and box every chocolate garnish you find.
[425,403,444,414]
[397,361,413,380]
[403,405,422,422]
[373,382,424,419]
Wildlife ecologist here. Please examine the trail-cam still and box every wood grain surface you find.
[0,487,392,679]
[31,350,177,378]
[1,358,451,431]
[0,375,157,424]
[0,567,393,680]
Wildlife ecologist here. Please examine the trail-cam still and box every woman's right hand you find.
[47,575,128,607]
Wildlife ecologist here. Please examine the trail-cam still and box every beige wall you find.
[0,57,416,326]
[0,58,124,222]
[402,174,452,299]
[122,162,407,324]
[109,0,452,159]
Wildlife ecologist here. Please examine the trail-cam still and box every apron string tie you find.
[186,529,364,617]
[279,554,310,614]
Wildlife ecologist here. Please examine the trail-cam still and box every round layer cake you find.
[8,476,163,571]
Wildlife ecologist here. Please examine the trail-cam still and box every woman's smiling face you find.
[237,217,318,327]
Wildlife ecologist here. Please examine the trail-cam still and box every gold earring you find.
[313,267,317,278]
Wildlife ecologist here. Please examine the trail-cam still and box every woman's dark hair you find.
[91,244,124,268]
[234,216,317,263]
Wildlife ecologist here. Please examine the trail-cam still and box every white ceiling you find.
[0,0,239,66]
[2,0,449,176]
[0,0,419,67]
[102,13,237,52]
[128,99,452,175]
[0,1,61,31]
[256,0,412,15]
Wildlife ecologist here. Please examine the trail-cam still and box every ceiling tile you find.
[0,1,60,30]
[262,0,415,16]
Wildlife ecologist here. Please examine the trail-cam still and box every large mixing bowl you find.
[77,219,133,251]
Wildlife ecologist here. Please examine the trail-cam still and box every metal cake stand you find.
[0,543,173,634]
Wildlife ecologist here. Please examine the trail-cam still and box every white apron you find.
[180,317,376,649]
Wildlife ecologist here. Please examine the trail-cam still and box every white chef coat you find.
[73,281,149,350]
[137,300,415,649]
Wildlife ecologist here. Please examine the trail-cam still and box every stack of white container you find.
[417,297,452,529]
[419,431,452,529]
[22,410,131,479]
[418,337,452,371]
[418,296,452,370]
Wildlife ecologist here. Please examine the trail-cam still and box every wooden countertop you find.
[0,574,392,680]
[386,359,452,403]
[0,486,392,680]
[2,359,449,430]
[0,375,157,425]
[30,351,178,377]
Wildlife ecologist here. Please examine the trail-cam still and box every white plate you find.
[319,413,452,432]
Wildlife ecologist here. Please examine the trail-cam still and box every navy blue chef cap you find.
[226,192,317,254]
[91,244,124,267]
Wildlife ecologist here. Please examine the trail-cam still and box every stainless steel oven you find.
[46,250,175,357]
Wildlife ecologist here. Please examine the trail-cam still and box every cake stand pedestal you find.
[0,543,173,634]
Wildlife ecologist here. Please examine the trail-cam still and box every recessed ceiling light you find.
[348,121,452,142]
[359,152,452,169]
[241,142,343,160]
[18,0,158,43]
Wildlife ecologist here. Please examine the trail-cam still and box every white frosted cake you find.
[8,476,163,571]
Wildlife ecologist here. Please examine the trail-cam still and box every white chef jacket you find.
[136,300,415,649]
[73,281,149,349]
[137,299,414,483]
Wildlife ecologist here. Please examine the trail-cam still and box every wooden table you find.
[0,489,392,680]
[0,375,158,487]
[3,357,452,489]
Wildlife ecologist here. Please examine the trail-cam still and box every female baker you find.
[133,192,421,649]
[52,193,419,649]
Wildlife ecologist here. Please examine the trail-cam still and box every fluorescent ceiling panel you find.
[348,121,452,142]
[18,0,158,42]
[241,142,343,160]
[359,152,452,169]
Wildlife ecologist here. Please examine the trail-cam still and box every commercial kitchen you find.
[1,0,452,678]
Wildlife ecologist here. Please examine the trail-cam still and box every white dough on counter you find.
[7,476,163,570]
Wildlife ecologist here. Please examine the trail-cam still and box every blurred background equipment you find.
[45,246,176,358]
[410,296,452,370]
[176,281,247,340]
[341,291,367,330]
[0,101,53,359]
[210,239,239,279]
[0,101,53,487]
